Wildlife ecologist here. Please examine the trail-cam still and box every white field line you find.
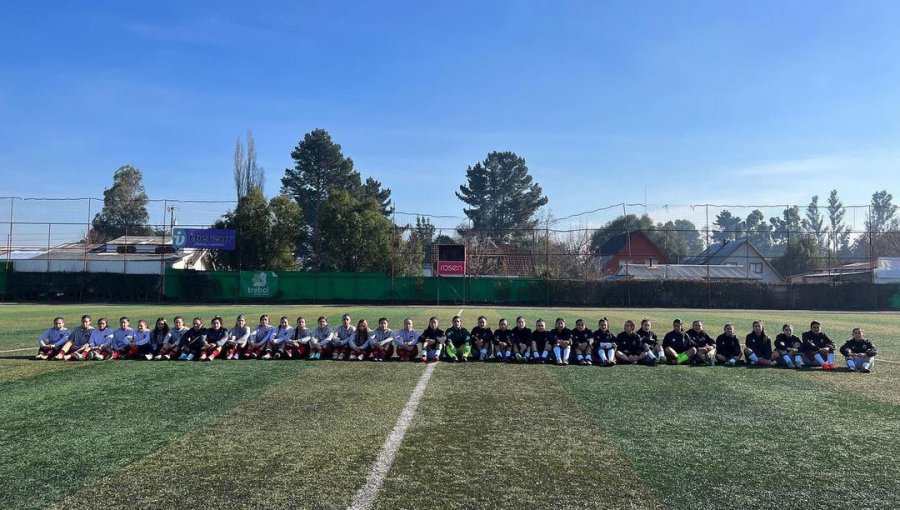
[0,347,34,353]
[348,362,437,510]
[458,308,464,317]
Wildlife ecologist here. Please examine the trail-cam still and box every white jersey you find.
[394,329,420,347]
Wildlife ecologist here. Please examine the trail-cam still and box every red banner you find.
[437,261,466,276]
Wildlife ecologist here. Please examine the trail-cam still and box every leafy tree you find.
[655,220,702,262]
[90,165,155,242]
[712,210,744,243]
[281,129,392,268]
[411,216,436,266]
[744,209,774,255]
[826,189,850,258]
[854,190,900,259]
[769,206,802,246]
[455,151,548,241]
[233,130,265,201]
[772,235,824,276]
[210,190,303,271]
[589,214,655,254]
[318,190,420,275]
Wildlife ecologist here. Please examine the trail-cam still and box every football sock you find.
[814,353,826,365]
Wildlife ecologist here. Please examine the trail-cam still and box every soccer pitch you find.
[2,304,899,510]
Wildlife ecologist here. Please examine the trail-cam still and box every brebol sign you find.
[172,228,237,250]
[438,261,466,276]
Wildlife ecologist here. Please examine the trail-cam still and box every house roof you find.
[596,232,662,257]
[608,264,764,281]
[683,239,750,265]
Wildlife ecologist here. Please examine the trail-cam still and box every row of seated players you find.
[36,314,878,372]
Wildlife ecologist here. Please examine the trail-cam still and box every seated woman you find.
[840,328,877,373]
[636,318,664,364]
[662,319,695,365]
[224,315,252,360]
[571,319,593,365]
[246,315,275,360]
[270,316,294,360]
[592,318,616,366]
[687,320,716,366]
[132,319,154,360]
[36,317,70,360]
[615,320,647,365]
[148,317,169,361]
[774,324,802,368]
[178,317,207,361]
[714,323,742,366]
[551,317,573,366]
[201,316,228,361]
[510,316,532,363]
[309,316,333,361]
[393,318,419,362]
[370,318,394,361]
[418,317,445,363]
[283,317,311,360]
[493,318,513,362]
[67,315,94,361]
[157,316,188,360]
[800,321,836,370]
[349,319,372,361]
[88,318,114,360]
[444,315,471,362]
[743,320,773,367]
[530,319,553,364]
[332,314,355,361]
[111,317,136,360]
[469,316,494,361]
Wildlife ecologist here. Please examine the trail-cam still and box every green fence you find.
[4,268,900,310]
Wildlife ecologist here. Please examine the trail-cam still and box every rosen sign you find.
[436,244,466,277]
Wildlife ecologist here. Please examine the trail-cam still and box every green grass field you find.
[1,304,898,510]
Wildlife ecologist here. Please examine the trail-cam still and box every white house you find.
[683,239,786,285]
[12,236,207,275]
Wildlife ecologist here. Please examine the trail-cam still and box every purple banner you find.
[173,228,236,250]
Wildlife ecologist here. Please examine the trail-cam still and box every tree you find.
[826,189,850,258]
[233,130,265,201]
[802,195,827,252]
[281,129,392,268]
[772,235,824,276]
[209,190,303,271]
[744,209,774,255]
[655,220,702,262]
[455,151,548,241]
[769,206,802,247]
[589,214,654,255]
[854,190,900,259]
[411,216,436,266]
[712,210,744,243]
[90,164,155,242]
[318,190,421,275]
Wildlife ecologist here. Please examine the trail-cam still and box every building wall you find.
[14,259,175,275]
[721,252,784,284]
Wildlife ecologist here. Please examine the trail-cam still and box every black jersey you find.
[493,328,512,345]
[774,333,800,352]
[801,331,835,352]
[469,326,494,345]
[419,327,445,343]
[663,331,693,353]
[511,327,532,345]
[571,328,593,345]
[687,329,715,348]
[715,334,741,358]
[531,329,553,348]
[839,339,877,357]
[636,329,659,347]
[616,332,643,356]
[592,329,616,347]
[552,327,573,343]
[182,327,207,347]
[745,332,772,359]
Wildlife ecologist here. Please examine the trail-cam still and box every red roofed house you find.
[594,232,670,275]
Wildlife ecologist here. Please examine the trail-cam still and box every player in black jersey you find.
[743,320,773,367]
[571,319,593,365]
[592,318,617,366]
[839,328,877,373]
[511,316,532,362]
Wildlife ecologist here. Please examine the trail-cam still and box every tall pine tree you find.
[90,165,155,242]
[455,151,548,241]
[281,129,392,268]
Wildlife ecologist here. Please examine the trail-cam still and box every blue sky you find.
[2,0,900,230]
